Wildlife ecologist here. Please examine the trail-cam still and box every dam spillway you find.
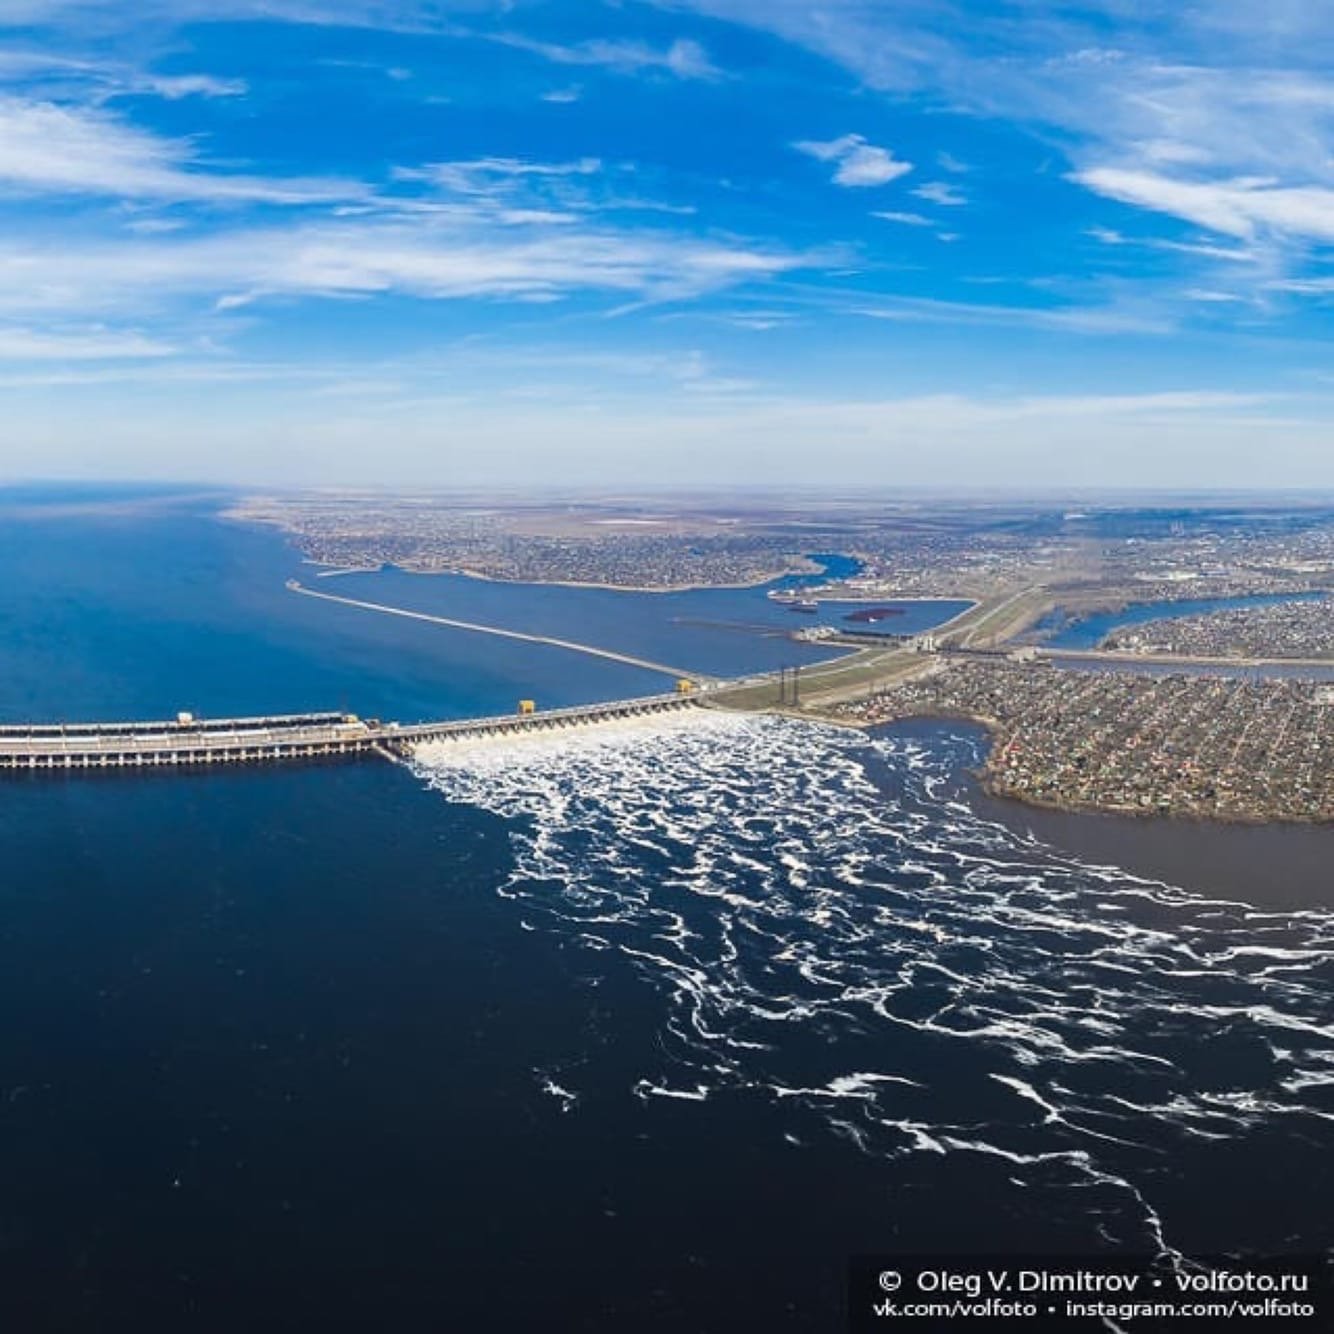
[0,694,701,773]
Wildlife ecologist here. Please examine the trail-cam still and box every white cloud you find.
[854,294,1175,336]
[0,50,247,101]
[1154,238,1259,261]
[124,217,188,234]
[144,73,247,99]
[0,95,360,203]
[794,134,912,187]
[676,0,1334,293]
[0,215,811,318]
[0,324,175,359]
[413,156,603,195]
[1265,276,1334,294]
[872,209,930,227]
[911,181,966,206]
[1074,167,1334,242]
[670,0,961,96]
[494,34,721,81]
[0,0,478,30]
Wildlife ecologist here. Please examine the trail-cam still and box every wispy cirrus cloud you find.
[793,134,912,187]
[676,1,1334,292]
[0,50,247,101]
[5,1,723,86]
[0,0,486,32]
[144,73,247,99]
[0,214,812,318]
[872,210,931,227]
[0,324,175,359]
[408,156,603,196]
[854,293,1176,337]
[393,155,702,227]
[911,181,965,207]
[492,33,721,81]
[1073,167,1334,244]
[0,94,361,203]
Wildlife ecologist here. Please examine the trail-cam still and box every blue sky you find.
[3,1,1334,488]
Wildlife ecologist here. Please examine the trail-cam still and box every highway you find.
[941,586,1048,648]
[0,695,700,772]
[1038,646,1334,670]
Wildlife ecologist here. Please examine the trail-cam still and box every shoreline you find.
[452,565,794,594]
[868,717,1334,910]
[301,560,813,595]
[862,710,1334,831]
[1037,586,1333,645]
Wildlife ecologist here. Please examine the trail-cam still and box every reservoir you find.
[0,488,1329,1331]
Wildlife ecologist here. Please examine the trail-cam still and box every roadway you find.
[940,586,1049,648]
[1038,646,1334,670]
[0,695,700,771]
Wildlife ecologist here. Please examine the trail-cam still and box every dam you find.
[0,694,701,773]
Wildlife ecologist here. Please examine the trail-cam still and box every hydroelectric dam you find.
[0,694,701,774]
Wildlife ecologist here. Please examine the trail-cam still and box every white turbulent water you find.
[412,712,1334,1254]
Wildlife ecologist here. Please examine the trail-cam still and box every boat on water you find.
[844,606,906,624]
[768,589,820,612]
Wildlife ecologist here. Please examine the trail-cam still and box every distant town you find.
[235,491,1334,826]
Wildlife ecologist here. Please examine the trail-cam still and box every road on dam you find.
[286,580,711,684]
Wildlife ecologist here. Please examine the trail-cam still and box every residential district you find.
[234,491,1334,606]
[832,659,1334,824]
[1102,596,1334,660]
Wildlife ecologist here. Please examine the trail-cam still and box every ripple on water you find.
[412,712,1334,1254]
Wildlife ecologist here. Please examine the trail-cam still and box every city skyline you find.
[5,1,1334,487]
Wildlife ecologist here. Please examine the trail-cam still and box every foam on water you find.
[412,712,1334,1253]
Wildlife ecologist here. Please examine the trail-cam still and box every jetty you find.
[0,694,699,773]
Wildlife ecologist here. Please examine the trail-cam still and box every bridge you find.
[0,694,700,773]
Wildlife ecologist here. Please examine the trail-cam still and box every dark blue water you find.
[1039,591,1328,651]
[0,490,1330,1332]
